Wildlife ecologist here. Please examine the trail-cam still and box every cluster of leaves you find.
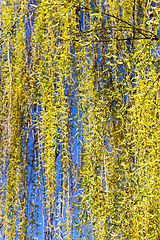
[0,0,160,239]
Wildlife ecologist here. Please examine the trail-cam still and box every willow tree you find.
[0,0,159,239]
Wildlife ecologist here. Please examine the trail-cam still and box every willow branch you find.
[80,4,159,40]
[0,2,159,46]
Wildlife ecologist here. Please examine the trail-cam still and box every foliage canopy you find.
[0,0,160,239]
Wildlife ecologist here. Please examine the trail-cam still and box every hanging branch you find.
[0,1,159,46]
[79,3,159,40]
